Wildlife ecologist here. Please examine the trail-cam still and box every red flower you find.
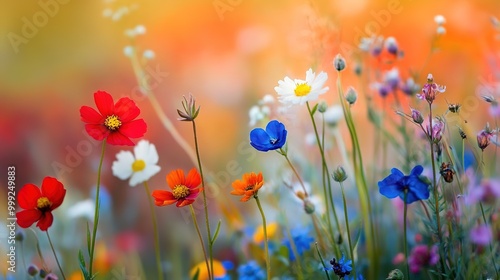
[152,168,202,207]
[231,172,264,202]
[80,90,147,146]
[16,177,66,231]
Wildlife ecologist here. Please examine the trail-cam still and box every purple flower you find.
[401,77,420,96]
[416,74,446,104]
[477,125,496,151]
[427,118,445,143]
[408,245,439,273]
[467,178,500,205]
[378,165,431,204]
[470,224,493,246]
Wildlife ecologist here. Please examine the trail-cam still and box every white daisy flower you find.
[112,140,161,186]
[274,68,329,106]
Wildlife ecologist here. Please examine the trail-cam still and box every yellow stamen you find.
[132,159,146,172]
[294,83,311,97]
[104,115,122,130]
[37,197,51,210]
[172,185,190,199]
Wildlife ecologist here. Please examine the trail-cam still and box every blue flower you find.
[237,260,266,280]
[283,227,314,261]
[378,165,430,204]
[250,120,287,152]
[345,273,365,280]
[329,254,353,278]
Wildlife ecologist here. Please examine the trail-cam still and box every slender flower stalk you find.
[89,140,106,277]
[278,148,308,197]
[403,191,410,280]
[189,205,211,280]
[315,242,332,280]
[143,181,163,280]
[339,181,356,279]
[46,230,66,280]
[254,195,271,279]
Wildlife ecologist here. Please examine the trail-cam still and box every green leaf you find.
[78,250,91,280]
[86,222,91,256]
[310,103,319,116]
[191,267,200,280]
[211,220,222,244]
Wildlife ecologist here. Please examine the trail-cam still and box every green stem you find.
[192,120,213,280]
[280,148,308,196]
[46,230,66,280]
[88,140,106,277]
[315,242,332,280]
[255,195,271,279]
[479,203,499,278]
[403,192,410,280]
[144,181,163,280]
[340,182,356,278]
[190,205,211,280]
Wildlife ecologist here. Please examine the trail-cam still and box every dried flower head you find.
[177,94,200,121]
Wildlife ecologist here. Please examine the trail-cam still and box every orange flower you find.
[231,172,264,202]
[152,168,202,207]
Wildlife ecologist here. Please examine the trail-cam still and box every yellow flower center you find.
[294,83,311,97]
[104,115,122,130]
[132,159,146,172]
[173,185,190,199]
[36,197,51,210]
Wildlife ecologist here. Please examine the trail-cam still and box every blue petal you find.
[265,120,285,139]
[410,165,424,176]
[273,128,287,149]
[250,128,272,151]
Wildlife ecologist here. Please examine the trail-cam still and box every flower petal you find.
[167,169,185,190]
[250,128,272,152]
[119,119,147,138]
[85,124,109,141]
[152,190,177,206]
[112,151,135,180]
[107,132,135,146]
[410,165,424,176]
[18,183,42,209]
[36,212,54,231]
[80,106,104,124]
[114,97,140,122]
[378,182,401,199]
[16,209,42,228]
[185,168,201,189]
[176,199,194,207]
[41,177,66,209]
[94,90,115,116]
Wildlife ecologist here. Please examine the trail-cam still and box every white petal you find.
[129,172,146,187]
[112,151,135,180]
[145,142,159,165]
[134,139,150,159]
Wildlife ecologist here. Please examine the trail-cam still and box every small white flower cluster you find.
[122,25,155,60]
[125,25,146,38]
[434,15,446,35]
[249,94,274,126]
[102,4,139,22]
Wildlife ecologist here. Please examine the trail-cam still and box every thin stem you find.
[192,120,213,280]
[315,242,332,280]
[479,203,499,278]
[89,140,106,277]
[340,182,356,279]
[190,205,211,280]
[403,192,410,280]
[255,195,271,279]
[144,181,163,280]
[280,148,308,196]
[46,230,66,280]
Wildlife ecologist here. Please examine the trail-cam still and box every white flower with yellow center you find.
[274,68,329,106]
[112,140,161,186]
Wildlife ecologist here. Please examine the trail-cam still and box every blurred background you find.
[1,0,500,279]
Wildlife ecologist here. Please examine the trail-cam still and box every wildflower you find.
[112,140,161,186]
[416,74,446,104]
[333,54,346,71]
[467,179,500,205]
[384,36,398,55]
[231,172,264,202]
[407,245,439,273]
[345,274,366,280]
[152,168,202,207]
[177,94,200,121]
[332,166,348,182]
[190,260,228,280]
[237,260,266,280]
[274,68,329,105]
[434,15,446,25]
[80,90,147,146]
[345,87,358,105]
[470,224,493,246]
[143,49,155,60]
[384,68,400,91]
[324,105,344,126]
[410,107,424,124]
[329,254,352,278]
[283,227,314,261]
[439,162,455,183]
[400,77,420,96]
[318,101,328,113]
[16,177,66,231]
[378,165,430,204]
[250,120,287,152]
[428,117,445,143]
[253,222,278,244]
[477,124,496,151]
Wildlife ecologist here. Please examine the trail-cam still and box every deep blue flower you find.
[237,260,266,280]
[250,120,287,152]
[283,227,314,261]
[329,254,353,278]
[378,165,430,204]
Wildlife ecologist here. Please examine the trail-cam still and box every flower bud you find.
[410,107,424,124]
[27,264,39,276]
[177,93,200,121]
[384,36,398,56]
[39,269,48,278]
[333,54,346,72]
[318,101,328,113]
[303,199,315,214]
[386,269,404,280]
[345,87,357,105]
[332,166,347,182]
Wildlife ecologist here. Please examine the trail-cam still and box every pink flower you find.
[467,179,500,205]
[470,224,492,246]
[427,118,445,143]
[416,73,446,104]
[408,245,439,273]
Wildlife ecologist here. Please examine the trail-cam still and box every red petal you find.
[176,199,194,207]
[185,168,201,189]
[36,212,54,231]
[85,124,109,141]
[18,184,41,209]
[152,190,177,206]
[107,132,134,146]
[119,119,147,138]
[186,187,201,200]
[16,209,42,228]
[80,106,104,124]
[41,177,66,209]
[115,97,140,122]
[167,169,185,190]
[94,91,115,116]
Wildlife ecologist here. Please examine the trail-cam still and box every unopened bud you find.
[318,101,328,113]
[345,87,357,105]
[303,199,315,214]
[410,108,424,124]
[332,166,347,182]
[333,54,346,72]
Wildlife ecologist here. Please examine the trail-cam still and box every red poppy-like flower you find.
[231,172,264,202]
[16,177,66,231]
[80,90,147,146]
[152,168,202,207]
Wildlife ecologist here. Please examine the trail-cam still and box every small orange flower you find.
[152,168,202,207]
[231,172,264,202]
